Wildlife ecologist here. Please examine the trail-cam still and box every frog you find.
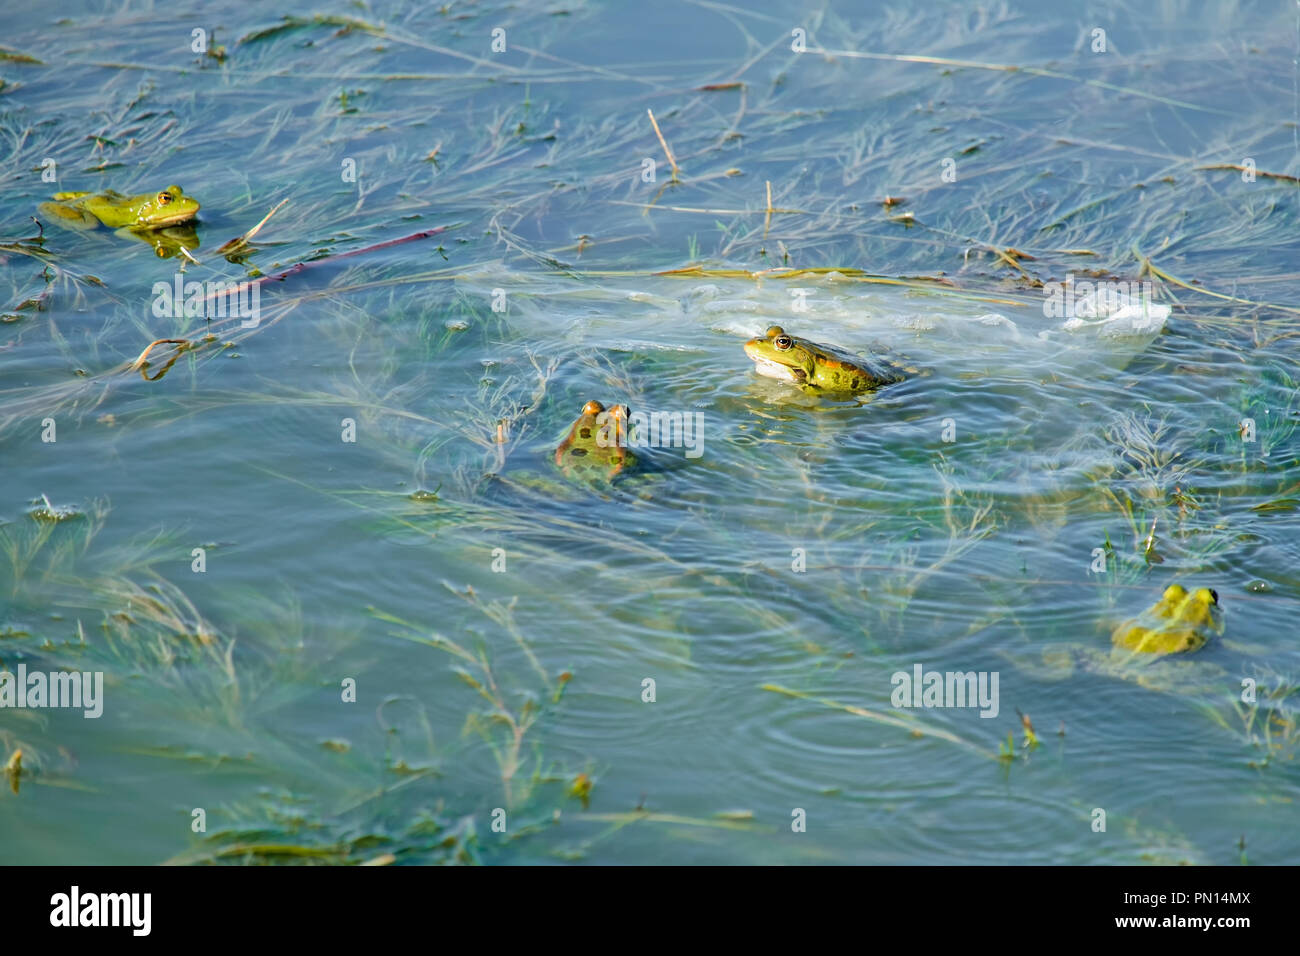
[1002,583,1232,698]
[1111,584,1223,654]
[476,399,648,503]
[553,400,639,483]
[38,185,200,232]
[742,325,909,398]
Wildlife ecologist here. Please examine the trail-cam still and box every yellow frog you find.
[1111,585,1223,654]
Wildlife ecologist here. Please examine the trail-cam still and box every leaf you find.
[240,15,385,44]
[0,47,42,64]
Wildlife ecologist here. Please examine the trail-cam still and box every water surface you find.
[1,0,1298,864]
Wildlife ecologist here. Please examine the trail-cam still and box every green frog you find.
[480,399,652,503]
[39,185,200,231]
[554,400,638,483]
[1111,584,1223,654]
[742,325,908,397]
[1003,583,1231,698]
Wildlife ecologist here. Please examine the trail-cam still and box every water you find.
[1,0,1298,864]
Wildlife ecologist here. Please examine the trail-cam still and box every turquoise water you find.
[1,0,1298,864]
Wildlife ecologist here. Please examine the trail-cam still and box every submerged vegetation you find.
[1,0,1298,864]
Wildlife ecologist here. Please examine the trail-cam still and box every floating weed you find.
[1017,709,1041,750]
[26,494,84,524]
[835,459,1001,631]
[1200,670,1300,770]
[3,745,23,795]
[372,694,439,780]
[997,731,1016,763]
[549,809,766,862]
[1086,409,1241,585]
[1124,815,1204,867]
[0,498,107,598]
[0,732,91,796]
[994,714,1044,767]
[166,790,463,866]
[237,14,387,46]
[1232,361,1300,470]
[762,683,996,761]
[370,590,560,809]
[568,771,593,809]
[0,45,41,64]
[0,497,338,743]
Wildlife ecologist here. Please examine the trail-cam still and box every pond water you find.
[1,0,1298,864]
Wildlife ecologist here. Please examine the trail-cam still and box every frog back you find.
[806,339,908,392]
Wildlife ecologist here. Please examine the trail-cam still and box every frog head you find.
[1112,584,1222,654]
[743,326,819,387]
[554,400,637,482]
[123,186,201,228]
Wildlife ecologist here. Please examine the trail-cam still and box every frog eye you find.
[773,334,793,351]
[156,192,172,205]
